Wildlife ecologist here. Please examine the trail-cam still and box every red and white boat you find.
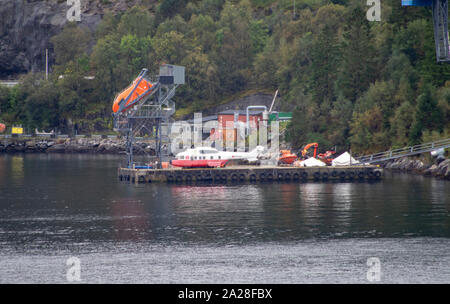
[171,146,264,168]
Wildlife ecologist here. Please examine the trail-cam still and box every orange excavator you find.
[278,143,321,165]
[301,142,336,165]
[317,150,336,165]
[112,69,156,114]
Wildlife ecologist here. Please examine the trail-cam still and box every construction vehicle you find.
[301,142,336,165]
[317,150,337,165]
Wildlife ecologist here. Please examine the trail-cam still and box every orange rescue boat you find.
[112,70,154,114]
[278,150,298,164]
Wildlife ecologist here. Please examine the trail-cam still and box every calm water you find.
[0,154,449,283]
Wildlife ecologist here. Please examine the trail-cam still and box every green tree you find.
[337,6,376,102]
[409,84,444,144]
[188,14,217,52]
[181,47,219,105]
[329,94,353,149]
[213,1,253,92]
[390,101,414,147]
[117,6,155,38]
[90,34,122,104]
[24,82,60,130]
[51,23,91,67]
[249,19,269,55]
[309,24,340,103]
[0,85,10,116]
[349,106,389,153]
[158,0,188,19]
[152,31,189,65]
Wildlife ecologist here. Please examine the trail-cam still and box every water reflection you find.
[332,183,353,206]
[0,156,5,186]
[0,154,449,248]
[110,198,150,241]
[11,156,24,185]
[170,184,263,214]
[278,183,297,207]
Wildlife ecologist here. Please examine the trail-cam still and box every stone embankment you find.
[383,156,450,180]
[0,137,155,155]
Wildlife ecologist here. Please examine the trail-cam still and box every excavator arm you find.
[301,143,318,158]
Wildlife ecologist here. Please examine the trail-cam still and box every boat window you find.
[218,156,221,159]
[210,156,213,160]
[179,156,184,160]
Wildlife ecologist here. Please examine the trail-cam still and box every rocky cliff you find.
[0,0,148,78]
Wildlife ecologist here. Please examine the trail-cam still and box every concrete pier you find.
[118,165,383,184]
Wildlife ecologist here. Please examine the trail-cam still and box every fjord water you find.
[0,154,449,283]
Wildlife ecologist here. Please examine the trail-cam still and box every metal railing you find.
[356,138,450,164]
[0,134,119,140]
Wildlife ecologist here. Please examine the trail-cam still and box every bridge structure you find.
[355,138,450,164]
[113,64,185,168]
[402,0,449,62]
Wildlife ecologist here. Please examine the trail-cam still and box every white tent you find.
[300,157,326,167]
[332,152,360,166]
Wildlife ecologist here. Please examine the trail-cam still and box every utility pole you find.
[45,48,48,81]
[293,0,296,19]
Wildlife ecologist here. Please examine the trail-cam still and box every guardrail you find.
[356,138,450,164]
[0,134,120,140]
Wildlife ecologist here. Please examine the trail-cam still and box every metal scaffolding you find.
[113,65,184,168]
[402,0,449,62]
[432,0,449,62]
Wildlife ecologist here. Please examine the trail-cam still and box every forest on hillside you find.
[0,0,449,153]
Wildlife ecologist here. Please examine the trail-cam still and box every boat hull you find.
[171,159,229,168]
[279,156,297,164]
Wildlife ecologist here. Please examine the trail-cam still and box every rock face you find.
[0,0,147,78]
[383,157,450,180]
